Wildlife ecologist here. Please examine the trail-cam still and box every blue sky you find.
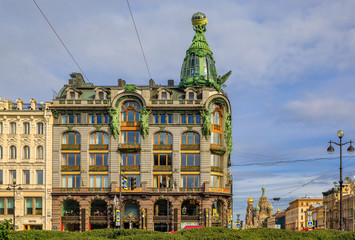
[1,0,355,222]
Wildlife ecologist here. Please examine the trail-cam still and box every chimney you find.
[16,98,23,110]
[149,79,155,87]
[168,80,174,86]
[118,79,126,87]
[30,98,37,110]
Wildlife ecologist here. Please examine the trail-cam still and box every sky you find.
[1,0,355,222]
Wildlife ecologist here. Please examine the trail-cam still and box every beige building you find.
[0,97,52,230]
[308,204,324,230]
[285,197,323,231]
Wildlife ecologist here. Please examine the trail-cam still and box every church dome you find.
[247,195,254,204]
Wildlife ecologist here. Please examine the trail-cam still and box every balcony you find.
[181,215,200,221]
[153,216,172,221]
[181,166,200,172]
[121,165,140,172]
[61,165,80,171]
[118,144,141,152]
[61,144,80,151]
[211,166,223,173]
[89,144,108,151]
[210,144,226,155]
[61,216,80,222]
[181,144,200,151]
[55,99,110,106]
[153,144,172,151]
[153,165,172,172]
[89,216,108,222]
[121,121,140,127]
[89,165,108,172]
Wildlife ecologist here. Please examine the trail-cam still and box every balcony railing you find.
[153,216,172,221]
[181,166,200,172]
[210,144,226,154]
[121,165,140,171]
[61,165,80,171]
[89,144,108,151]
[179,188,202,192]
[211,166,223,173]
[121,121,140,127]
[61,216,80,222]
[61,144,81,151]
[181,215,200,221]
[153,165,172,171]
[153,144,172,151]
[118,144,141,152]
[151,99,201,105]
[56,99,109,105]
[181,144,200,151]
[89,216,108,222]
[89,165,108,172]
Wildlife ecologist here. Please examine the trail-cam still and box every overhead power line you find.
[126,0,152,80]
[32,0,90,83]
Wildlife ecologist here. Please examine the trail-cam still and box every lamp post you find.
[6,178,22,231]
[327,130,354,230]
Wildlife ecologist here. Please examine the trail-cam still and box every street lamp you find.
[327,130,354,230]
[6,178,22,231]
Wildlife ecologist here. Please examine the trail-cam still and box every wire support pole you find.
[126,0,152,80]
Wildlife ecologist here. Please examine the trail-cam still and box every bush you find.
[0,219,12,240]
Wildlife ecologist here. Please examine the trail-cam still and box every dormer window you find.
[99,92,104,100]
[161,92,167,100]
[70,92,75,100]
[189,92,194,100]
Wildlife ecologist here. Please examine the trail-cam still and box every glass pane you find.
[97,114,102,124]
[187,175,194,188]
[104,154,108,165]
[182,175,186,188]
[90,175,95,187]
[168,114,173,123]
[104,175,108,187]
[167,154,172,165]
[135,112,140,121]
[127,131,135,144]
[136,154,140,165]
[104,114,109,123]
[196,115,200,124]
[76,114,81,123]
[121,153,126,165]
[7,199,14,215]
[122,131,127,143]
[187,132,194,144]
[68,176,74,188]
[68,154,75,166]
[154,133,159,144]
[136,131,140,144]
[195,154,200,166]
[136,175,141,187]
[0,199,4,215]
[69,114,74,123]
[195,175,199,187]
[62,176,67,187]
[89,115,94,124]
[90,154,95,165]
[37,170,43,184]
[154,154,159,165]
[26,198,33,215]
[127,154,134,165]
[62,115,67,124]
[195,133,200,144]
[153,175,158,188]
[128,110,134,121]
[211,155,214,166]
[103,133,108,144]
[154,115,158,124]
[160,132,166,144]
[96,154,103,165]
[68,132,75,144]
[181,154,186,166]
[182,134,186,144]
[76,175,80,188]
[161,115,166,124]
[97,175,102,187]
[188,114,193,124]
[181,114,186,124]
[187,154,194,166]
[160,154,167,165]
[168,133,172,144]
[122,112,127,121]
[90,134,95,144]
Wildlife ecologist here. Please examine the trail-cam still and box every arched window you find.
[0,146,3,159]
[121,101,141,122]
[62,200,80,216]
[210,103,223,145]
[212,201,221,217]
[181,200,199,216]
[90,200,107,216]
[124,202,139,217]
[10,146,16,159]
[37,146,44,159]
[90,132,109,145]
[154,200,171,216]
[181,132,200,145]
[10,122,16,134]
[62,132,81,145]
[37,122,44,134]
[23,146,30,159]
[23,122,30,134]
[154,132,172,145]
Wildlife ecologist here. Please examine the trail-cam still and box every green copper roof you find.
[179,12,231,92]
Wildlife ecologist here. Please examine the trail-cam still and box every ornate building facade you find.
[0,98,52,230]
[245,185,273,228]
[50,12,233,232]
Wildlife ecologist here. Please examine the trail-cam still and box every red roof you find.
[182,225,204,230]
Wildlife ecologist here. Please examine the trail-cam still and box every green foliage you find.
[224,111,233,159]
[109,107,120,139]
[0,219,12,240]
[51,109,59,119]
[124,84,137,93]
[140,107,151,139]
[9,227,355,240]
[200,108,211,139]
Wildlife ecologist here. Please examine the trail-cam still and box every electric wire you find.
[32,0,90,83]
[126,0,152,80]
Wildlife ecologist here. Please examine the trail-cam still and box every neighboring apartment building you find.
[308,204,324,230]
[0,97,52,230]
[322,184,351,230]
[50,12,233,232]
[285,197,323,231]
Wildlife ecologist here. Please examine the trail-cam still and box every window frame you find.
[154,132,172,145]
[10,122,16,134]
[25,197,42,216]
[181,153,200,166]
[61,153,81,166]
[37,122,44,134]
[90,132,109,145]
[23,122,30,134]
[181,132,200,145]
[23,146,30,159]
[10,146,17,159]
[153,175,171,188]
[121,101,141,122]
[121,153,140,166]
[62,132,81,145]
[0,197,14,215]
[154,153,172,166]
[121,130,140,144]
[181,174,200,188]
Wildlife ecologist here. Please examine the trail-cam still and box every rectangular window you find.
[168,114,173,123]
[23,170,30,184]
[37,170,43,185]
[37,123,44,134]
[62,153,81,166]
[104,114,109,124]
[89,174,108,188]
[181,114,186,124]
[162,92,167,99]
[181,175,199,188]
[121,153,140,166]
[70,92,75,100]
[154,154,172,166]
[97,114,102,124]
[0,198,4,215]
[161,115,166,124]
[10,123,16,134]
[121,131,140,144]
[25,198,33,215]
[195,115,201,124]
[189,92,194,100]
[61,115,68,124]
[0,170,2,185]
[76,114,81,124]
[0,122,3,134]
[188,114,194,124]
[35,198,42,215]
[211,154,222,167]
[153,175,171,188]
[25,198,42,215]
[153,115,159,124]
[9,170,16,184]
[68,114,74,124]
[89,114,95,124]
[210,175,222,188]
[24,123,30,134]
[61,175,81,188]
[7,199,14,215]
[90,153,108,166]
[99,92,104,100]
[181,154,200,166]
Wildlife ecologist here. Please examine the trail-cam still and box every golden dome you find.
[247,195,254,204]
